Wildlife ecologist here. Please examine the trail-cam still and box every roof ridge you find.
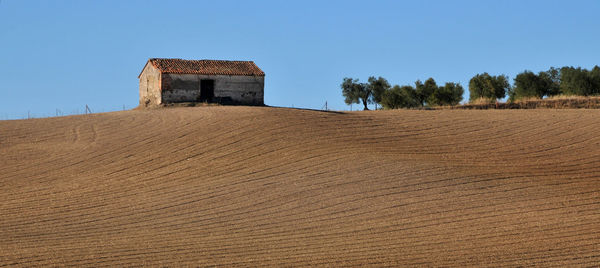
[150,58,255,62]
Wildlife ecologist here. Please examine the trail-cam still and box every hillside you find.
[1,106,599,266]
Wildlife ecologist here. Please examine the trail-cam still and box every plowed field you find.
[1,107,599,266]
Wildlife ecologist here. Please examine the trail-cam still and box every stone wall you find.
[138,63,162,106]
[161,74,264,105]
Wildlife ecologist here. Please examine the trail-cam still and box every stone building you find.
[138,58,265,106]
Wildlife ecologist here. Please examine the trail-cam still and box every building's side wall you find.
[161,74,264,105]
[138,63,162,106]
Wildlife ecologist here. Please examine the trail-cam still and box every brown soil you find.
[1,107,599,266]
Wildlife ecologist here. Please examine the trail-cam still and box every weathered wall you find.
[138,64,162,106]
[161,74,264,105]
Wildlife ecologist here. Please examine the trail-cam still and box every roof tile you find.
[148,58,265,76]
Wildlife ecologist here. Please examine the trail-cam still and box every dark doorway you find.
[200,79,215,102]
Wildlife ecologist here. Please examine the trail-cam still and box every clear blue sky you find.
[1,0,599,118]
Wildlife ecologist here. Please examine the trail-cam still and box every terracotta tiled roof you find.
[146,58,265,77]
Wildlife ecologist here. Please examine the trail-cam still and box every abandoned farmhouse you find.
[138,58,265,106]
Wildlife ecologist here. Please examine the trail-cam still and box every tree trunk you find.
[362,99,369,110]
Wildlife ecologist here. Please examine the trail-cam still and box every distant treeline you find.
[341,65,600,110]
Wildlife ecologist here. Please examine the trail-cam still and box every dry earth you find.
[1,106,599,266]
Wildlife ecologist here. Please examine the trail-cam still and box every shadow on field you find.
[266,105,348,115]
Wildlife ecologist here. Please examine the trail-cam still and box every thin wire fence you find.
[3,104,132,120]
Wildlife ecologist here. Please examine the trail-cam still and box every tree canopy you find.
[344,77,463,110]
[560,66,600,96]
[380,85,420,109]
[468,73,509,102]
[415,78,438,107]
[509,66,600,100]
[341,78,370,110]
[342,65,600,110]
[368,76,391,109]
[341,76,392,110]
[513,71,551,99]
[428,82,464,106]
